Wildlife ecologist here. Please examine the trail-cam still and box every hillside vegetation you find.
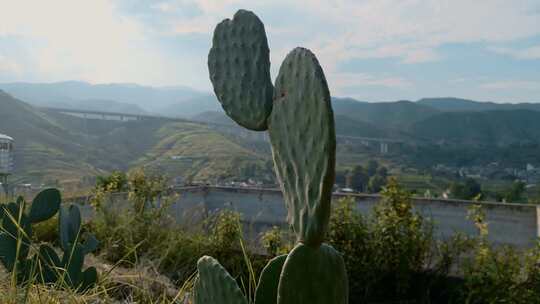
[332,97,439,128]
[0,91,266,186]
[4,84,540,188]
[418,97,540,112]
[410,110,540,146]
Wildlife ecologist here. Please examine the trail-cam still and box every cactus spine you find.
[193,9,348,304]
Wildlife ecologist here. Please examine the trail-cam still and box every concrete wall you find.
[70,186,540,248]
[169,187,540,248]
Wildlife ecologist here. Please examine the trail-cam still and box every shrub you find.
[127,168,167,215]
[461,204,540,303]
[327,178,445,302]
[95,171,128,193]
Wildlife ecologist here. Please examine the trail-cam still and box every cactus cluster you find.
[195,9,347,303]
[0,189,98,290]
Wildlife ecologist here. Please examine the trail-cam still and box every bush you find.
[461,204,540,303]
[327,178,451,302]
[261,226,293,256]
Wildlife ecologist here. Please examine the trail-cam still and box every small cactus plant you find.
[194,9,348,304]
[0,189,98,290]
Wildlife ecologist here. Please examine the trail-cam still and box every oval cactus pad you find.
[193,256,248,304]
[208,9,274,131]
[269,47,336,246]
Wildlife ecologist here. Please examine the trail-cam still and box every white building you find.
[0,133,14,175]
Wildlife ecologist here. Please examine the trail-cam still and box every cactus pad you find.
[193,255,248,304]
[59,205,82,251]
[255,254,287,304]
[268,47,336,246]
[28,188,61,223]
[62,244,85,286]
[277,243,348,304]
[208,9,274,131]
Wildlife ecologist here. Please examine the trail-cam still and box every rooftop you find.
[0,133,14,141]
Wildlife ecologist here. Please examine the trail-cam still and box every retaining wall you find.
[72,186,540,248]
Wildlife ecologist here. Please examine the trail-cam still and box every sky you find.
[0,0,539,102]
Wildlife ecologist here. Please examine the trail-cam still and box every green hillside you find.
[332,98,439,128]
[0,91,267,187]
[418,97,540,112]
[192,110,396,139]
[5,87,540,189]
[0,90,101,185]
[334,115,393,138]
[410,109,540,146]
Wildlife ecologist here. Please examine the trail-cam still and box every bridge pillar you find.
[380,142,388,154]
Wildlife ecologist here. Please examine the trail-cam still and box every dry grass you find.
[0,254,195,304]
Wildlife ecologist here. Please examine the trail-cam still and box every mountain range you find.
[0,81,220,117]
[3,81,540,144]
[2,81,540,186]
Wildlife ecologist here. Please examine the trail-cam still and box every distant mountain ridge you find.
[192,110,396,139]
[3,81,540,147]
[4,86,540,187]
[0,81,217,117]
[418,97,540,112]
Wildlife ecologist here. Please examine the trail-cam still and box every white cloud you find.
[0,0,176,85]
[0,0,539,95]
[480,80,540,90]
[159,0,539,92]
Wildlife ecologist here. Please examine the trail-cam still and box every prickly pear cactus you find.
[0,194,50,277]
[208,9,274,131]
[269,47,335,246]
[192,256,248,304]
[0,189,97,290]
[204,9,347,304]
[277,243,348,304]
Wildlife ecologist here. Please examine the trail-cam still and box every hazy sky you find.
[0,0,539,102]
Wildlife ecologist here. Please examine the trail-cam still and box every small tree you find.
[367,159,379,177]
[346,165,369,192]
[450,178,482,200]
[95,171,128,192]
[128,168,167,215]
[376,166,388,179]
[368,175,387,193]
[504,180,526,203]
